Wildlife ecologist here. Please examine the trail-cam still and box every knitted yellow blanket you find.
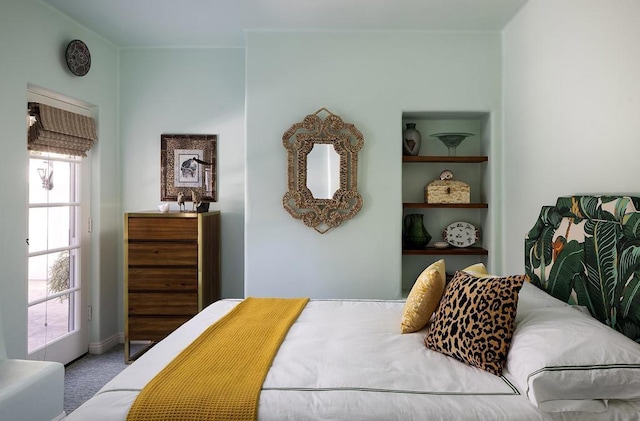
[127,297,309,421]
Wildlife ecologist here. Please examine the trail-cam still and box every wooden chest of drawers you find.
[124,211,220,362]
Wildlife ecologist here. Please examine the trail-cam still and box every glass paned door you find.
[27,153,87,363]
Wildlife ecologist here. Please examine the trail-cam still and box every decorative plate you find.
[443,221,479,248]
[65,40,91,76]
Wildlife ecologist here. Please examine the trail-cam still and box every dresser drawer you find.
[128,217,198,241]
[128,316,191,341]
[129,292,198,316]
[128,267,198,291]
[128,243,197,266]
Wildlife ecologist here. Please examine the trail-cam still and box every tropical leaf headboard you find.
[525,195,640,343]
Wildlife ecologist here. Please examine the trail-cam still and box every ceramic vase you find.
[402,123,422,156]
[403,214,432,249]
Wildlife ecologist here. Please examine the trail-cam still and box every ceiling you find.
[41,0,528,48]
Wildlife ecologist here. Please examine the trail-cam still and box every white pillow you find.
[505,286,640,412]
[535,399,608,413]
[515,282,570,319]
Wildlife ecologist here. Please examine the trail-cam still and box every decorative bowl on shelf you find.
[430,132,474,156]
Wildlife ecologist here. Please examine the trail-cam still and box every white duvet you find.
[67,287,640,420]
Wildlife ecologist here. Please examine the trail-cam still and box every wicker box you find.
[425,180,470,204]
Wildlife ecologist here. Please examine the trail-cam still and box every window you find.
[27,151,82,353]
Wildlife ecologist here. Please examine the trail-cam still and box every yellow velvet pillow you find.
[462,263,490,277]
[462,263,531,283]
[401,259,446,333]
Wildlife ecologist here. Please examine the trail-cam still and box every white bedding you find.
[67,287,640,420]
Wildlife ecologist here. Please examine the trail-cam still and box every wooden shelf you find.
[403,155,488,163]
[403,247,488,256]
[403,203,488,209]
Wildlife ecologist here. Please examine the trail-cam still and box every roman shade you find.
[28,102,97,157]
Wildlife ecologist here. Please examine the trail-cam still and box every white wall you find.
[502,0,640,274]
[119,48,246,302]
[245,31,503,298]
[0,0,120,357]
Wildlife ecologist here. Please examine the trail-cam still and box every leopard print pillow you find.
[424,270,527,376]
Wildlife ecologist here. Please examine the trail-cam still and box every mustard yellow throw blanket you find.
[127,297,309,421]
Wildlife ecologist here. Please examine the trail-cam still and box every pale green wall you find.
[119,47,246,305]
[0,0,120,357]
[502,0,640,274]
[245,31,503,298]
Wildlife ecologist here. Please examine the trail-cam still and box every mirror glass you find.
[307,144,340,199]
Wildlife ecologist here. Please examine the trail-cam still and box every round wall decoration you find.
[65,39,91,76]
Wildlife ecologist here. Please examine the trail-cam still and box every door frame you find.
[26,86,93,364]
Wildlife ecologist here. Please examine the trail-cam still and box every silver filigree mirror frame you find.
[282,108,364,233]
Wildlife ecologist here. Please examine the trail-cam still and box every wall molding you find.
[88,333,122,354]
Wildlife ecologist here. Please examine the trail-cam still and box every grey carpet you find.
[64,344,128,414]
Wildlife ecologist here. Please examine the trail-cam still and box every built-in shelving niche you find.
[401,111,491,295]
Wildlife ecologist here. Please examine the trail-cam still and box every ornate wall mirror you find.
[283,108,364,233]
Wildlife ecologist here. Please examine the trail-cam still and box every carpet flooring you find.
[64,344,128,415]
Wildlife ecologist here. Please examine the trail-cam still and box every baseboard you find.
[88,333,121,354]
[52,412,66,421]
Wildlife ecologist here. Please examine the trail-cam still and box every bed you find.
[67,196,640,421]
